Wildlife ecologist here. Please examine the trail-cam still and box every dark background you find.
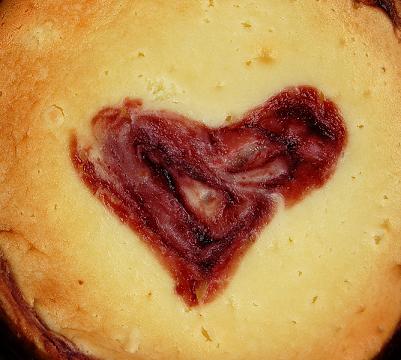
[0,317,399,359]
[375,328,401,360]
[0,319,35,360]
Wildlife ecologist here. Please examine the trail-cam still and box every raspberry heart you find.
[71,86,346,306]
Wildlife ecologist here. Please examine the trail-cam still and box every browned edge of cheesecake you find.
[374,325,401,360]
[0,241,400,360]
[356,0,401,31]
[0,252,93,360]
[0,1,400,359]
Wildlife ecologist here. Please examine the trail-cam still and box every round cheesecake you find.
[1,1,401,359]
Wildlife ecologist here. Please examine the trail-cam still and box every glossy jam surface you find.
[71,87,346,306]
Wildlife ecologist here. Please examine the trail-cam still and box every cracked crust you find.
[1,1,401,359]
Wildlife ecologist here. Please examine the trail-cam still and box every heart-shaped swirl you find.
[71,86,346,306]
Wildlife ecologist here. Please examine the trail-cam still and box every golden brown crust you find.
[356,0,401,32]
[374,326,401,359]
[0,251,93,360]
[1,1,401,359]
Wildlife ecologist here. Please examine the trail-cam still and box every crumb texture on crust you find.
[356,0,401,32]
[0,253,93,360]
[1,1,401,360]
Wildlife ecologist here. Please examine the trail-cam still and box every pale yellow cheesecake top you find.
[0,1,401,359]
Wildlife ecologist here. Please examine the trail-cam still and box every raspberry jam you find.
[71,86,346,306]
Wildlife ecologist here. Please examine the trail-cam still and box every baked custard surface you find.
[0,1,401,359]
